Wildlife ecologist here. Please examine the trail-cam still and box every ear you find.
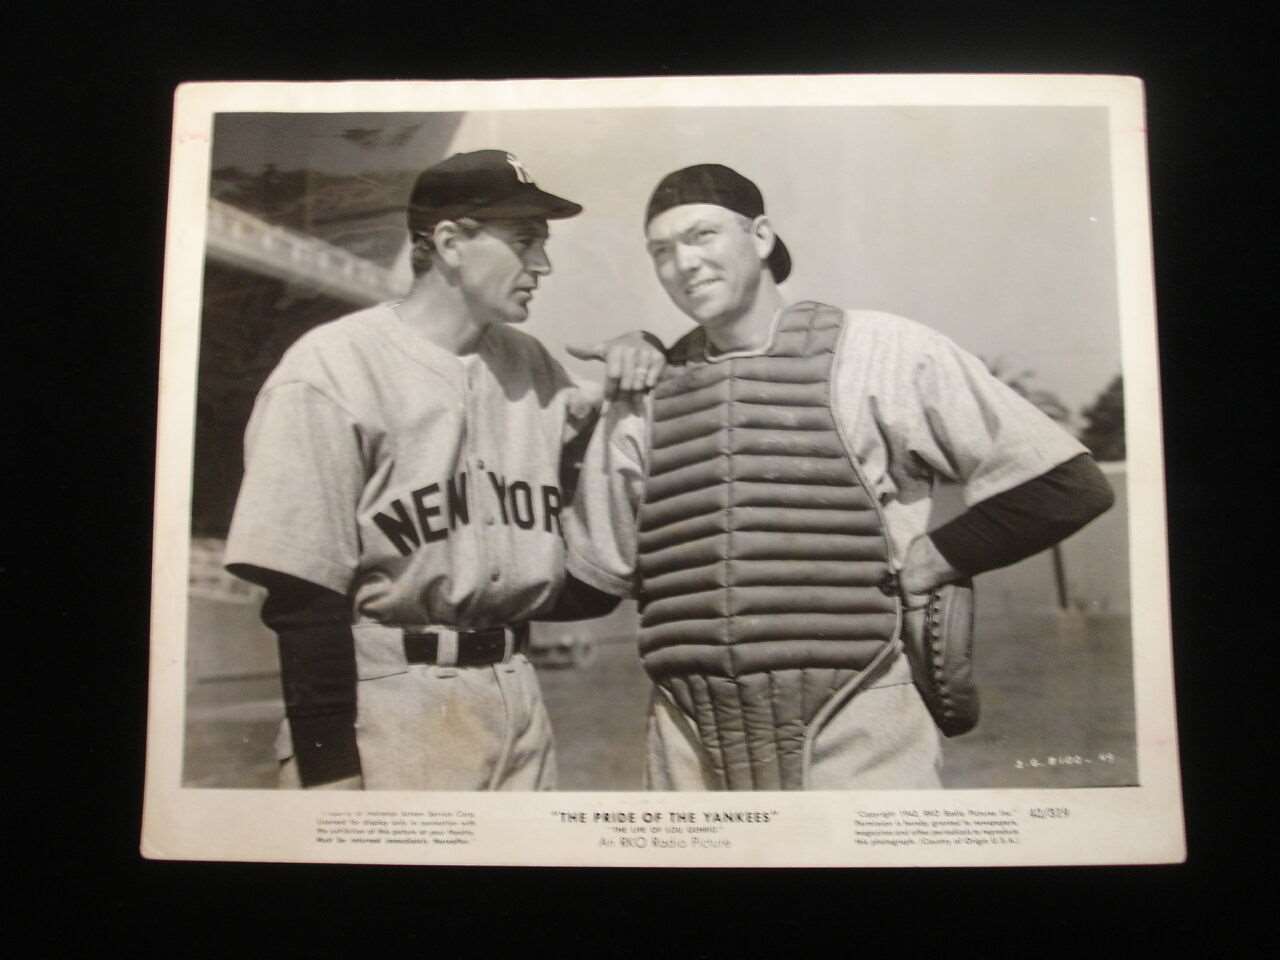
[431,220,468,268]
[409,232,434,273]
[750,215,776,262]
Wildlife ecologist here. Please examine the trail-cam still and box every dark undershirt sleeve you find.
[535,573,623,622]
[255,571,361,787]
[929,453,1115,577]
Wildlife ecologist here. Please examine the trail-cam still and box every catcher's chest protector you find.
[638,302,898,789]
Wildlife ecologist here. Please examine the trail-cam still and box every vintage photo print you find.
[143,75,1182,865]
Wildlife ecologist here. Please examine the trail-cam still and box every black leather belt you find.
[402,624,529,667]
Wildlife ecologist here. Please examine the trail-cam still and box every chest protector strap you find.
[636,302,899,790]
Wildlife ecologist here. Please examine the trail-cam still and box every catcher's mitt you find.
[901,579,979,737]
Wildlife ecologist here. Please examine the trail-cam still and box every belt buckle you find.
[460,628,505,667]
[402,624,525,668]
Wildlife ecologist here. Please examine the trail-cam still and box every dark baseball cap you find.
[644,163,792,282]
[407,149,583,232]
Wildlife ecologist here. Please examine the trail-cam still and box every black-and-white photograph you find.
[144,77,1179,866]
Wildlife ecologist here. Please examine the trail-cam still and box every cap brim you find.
[471,186,583,220]
[767,235,792,283]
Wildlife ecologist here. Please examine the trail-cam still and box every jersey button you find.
[477,459,486,470]
[485,516,495,526]
[490,570,501,582]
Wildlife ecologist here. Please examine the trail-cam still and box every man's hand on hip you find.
[899,534,963,599]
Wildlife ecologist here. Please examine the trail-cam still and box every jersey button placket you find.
[469,361,499,598]
[470,363,487,476]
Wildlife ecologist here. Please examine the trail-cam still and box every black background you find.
[10,1,1268,954]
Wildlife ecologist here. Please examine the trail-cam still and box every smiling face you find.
[645,203,773,330]
[453,217,552,324]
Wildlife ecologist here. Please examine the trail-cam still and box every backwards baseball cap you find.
[644,163,792,283]
[407,149,583,233]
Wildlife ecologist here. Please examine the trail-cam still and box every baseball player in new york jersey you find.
[564,164,1115,790]
[225,150,661,791]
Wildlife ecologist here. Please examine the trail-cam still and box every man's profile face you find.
[645,203,769,328]
[454,217,552,324]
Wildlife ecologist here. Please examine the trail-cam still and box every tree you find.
[983,357,1072,424]
[1079,374,1126,462]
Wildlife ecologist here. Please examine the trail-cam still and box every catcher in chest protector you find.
[563,163,1114,790]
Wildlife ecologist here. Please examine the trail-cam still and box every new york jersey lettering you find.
[372,469,563,556]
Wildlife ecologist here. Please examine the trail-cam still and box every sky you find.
[448,105,1120,412]
[213,105,1122,412]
